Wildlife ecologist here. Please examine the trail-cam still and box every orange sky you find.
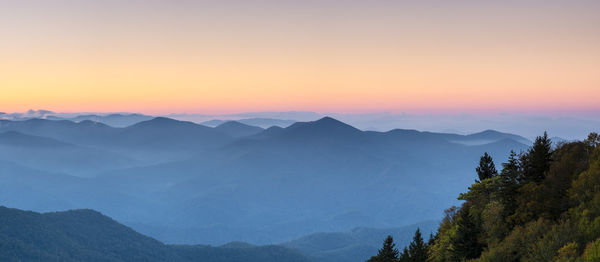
[1,1,599,114]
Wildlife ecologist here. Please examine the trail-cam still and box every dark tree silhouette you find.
[399,247,409,262]
[451,205,483,260]
[476,152,498,182]
[497,150,522,218]
[367,235,399,262]
[407,228,428,262]
[520,132,552,183]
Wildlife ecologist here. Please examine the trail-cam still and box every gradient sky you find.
[1,0,599,114]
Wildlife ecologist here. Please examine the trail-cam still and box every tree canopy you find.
[372,132,600,262]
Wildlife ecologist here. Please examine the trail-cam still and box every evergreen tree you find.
[407,228,428,262]
[520,132,552,183]
[498,150,521,219]
[501,151,521,184]
[427,233,435,247]
[367,235,399,262]
[451,205,483,260]
[476,152,498,182]
[399,247,409,262]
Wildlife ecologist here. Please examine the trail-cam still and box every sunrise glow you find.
[1,1,599,114]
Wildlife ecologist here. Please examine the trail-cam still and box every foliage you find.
[367,235,400,262]
[0,207,311,262]
[476,152,498,182]
[583,238,600,262]
[368,229,432,262]
[519,131,553,183]
[406,229,428,262]
[426,132,600,261]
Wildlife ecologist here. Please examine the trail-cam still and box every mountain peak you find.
[78,120,111,128]
[466,129,531,145]
[307,116,358,130]
[315,116,341,123]
[475,129,502,135]
[148,117,179,123]
[214,121,264,137]
[282,116,362,140]
[131,117,193,128]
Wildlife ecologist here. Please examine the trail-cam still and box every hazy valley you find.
[0,115,534,261]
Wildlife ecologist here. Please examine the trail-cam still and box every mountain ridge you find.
[0,206,313,262]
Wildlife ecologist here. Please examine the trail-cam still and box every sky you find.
[1,0,599,115]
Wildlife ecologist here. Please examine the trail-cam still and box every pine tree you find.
[427,233,435,247]
[399,247,409,262]
[520,132,552,183]
[501,151,521,184]
[451,205,483,260]
[498,150,521,219]
[476,152,498,182]
[407,228,428,262]
[367,235,399,262]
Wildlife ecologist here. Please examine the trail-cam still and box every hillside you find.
[0,206,312,262]
[213,121,264,137]
[0,131,135,177]
[283,221,439,262]
[429,133,600,261]
[372,133,600,261]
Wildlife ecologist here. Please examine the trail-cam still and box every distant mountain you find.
[0,110,153,127]
[202,118,296,128]
[382,129,531,146]
[0,130,72,148]
[92,117,529,244]
[283,221,439,262]
[451,129,531,145]
[0,131,135,176]
[214,121,264,137]
[0,118,118,146]
[0,109,55,120]
[278,117,363,141]
[0,115,532,248]
[237,118,296,128]
[66,113,154,127]
[0,159,155,215]
[0,160,87,212]
[228,111,321,121]
[0,206,312,262]
[0,117,237,163]
[116,117,234,151]
[201,119,227,127]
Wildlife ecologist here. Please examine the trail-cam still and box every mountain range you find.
[201,118,297,128]
[0,116,529,252]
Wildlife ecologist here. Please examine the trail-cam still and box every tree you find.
[520,132,552,183]
[583,238,600,262]
[399,247,409,262]
[367,235,399,262]
[497,150,521,220]
[407,228,428,262]
[429,133,600,262]
[500,151,521,184]
[476,152,498,182]
[427,233,435,247]
[451,205,484,260]
[585,132,600,149]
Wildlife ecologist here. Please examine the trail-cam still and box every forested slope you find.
[0,206,312,262]
[369,132,600,261]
